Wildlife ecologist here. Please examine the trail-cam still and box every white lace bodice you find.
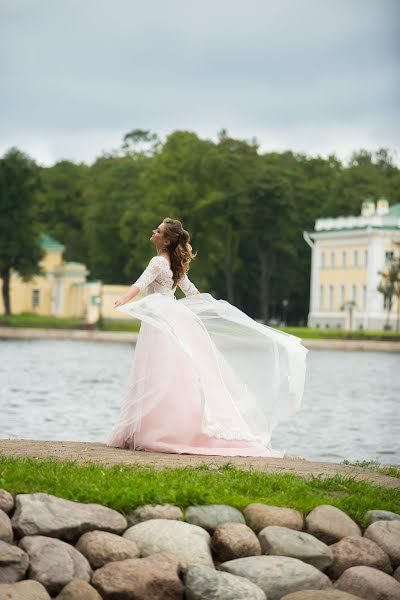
[132,256,199,297]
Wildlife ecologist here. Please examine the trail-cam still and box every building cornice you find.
[307,227,400,241]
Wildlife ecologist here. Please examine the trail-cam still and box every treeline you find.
[1,129,399,321]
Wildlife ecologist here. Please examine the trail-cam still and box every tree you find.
[35,160,90,263]
[378,256,400,330]
[246,160,295,321]
[0,148,44,316]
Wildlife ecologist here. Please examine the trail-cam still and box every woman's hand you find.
[114,297,126,308]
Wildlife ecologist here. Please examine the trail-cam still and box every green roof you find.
[40,233,65,251]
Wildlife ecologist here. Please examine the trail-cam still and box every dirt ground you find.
[0,440,398,489]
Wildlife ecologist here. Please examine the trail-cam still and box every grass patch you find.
[279,326,400,341]
[100,320,141,333]
[342,459,400,479]
[1,458,399,528]
[0,312,84,329]
[1,314,399,340]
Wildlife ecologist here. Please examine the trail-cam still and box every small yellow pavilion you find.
[0,234,130,323]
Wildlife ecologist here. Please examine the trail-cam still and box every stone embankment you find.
[1,490,400,599]
[1,326,399,352]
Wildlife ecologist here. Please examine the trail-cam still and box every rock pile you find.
[0,490,399,599]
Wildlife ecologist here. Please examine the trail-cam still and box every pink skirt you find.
[107,293,307,457]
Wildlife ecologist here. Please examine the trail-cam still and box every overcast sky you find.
[1,0,399,166]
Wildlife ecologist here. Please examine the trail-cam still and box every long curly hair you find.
[162,218,196,285]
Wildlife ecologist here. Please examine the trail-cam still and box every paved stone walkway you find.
[0,440,398,489]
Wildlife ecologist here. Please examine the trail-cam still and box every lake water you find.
[1,339,399,465]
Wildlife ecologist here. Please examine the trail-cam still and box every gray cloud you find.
[1,0,399,165]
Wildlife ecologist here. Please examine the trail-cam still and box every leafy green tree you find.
[245,160,295,321]
[121,130,216,291]
[84,152,149,283]
[36,160,90,262]
[0,148,44,315]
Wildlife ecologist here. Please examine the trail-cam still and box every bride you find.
[107,217,307,457]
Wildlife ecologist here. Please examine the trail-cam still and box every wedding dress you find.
[107,255,308,457]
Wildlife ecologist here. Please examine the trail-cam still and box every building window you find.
[32,289,40,308]
[353,250,358,267]
[319,285,324,310]
[385,251,395,265]
[341,251,346,267]
[363,285,367,310]
[321,252,325,268]
[329,285,334,310]
[330,252,335,268]
[352,284,357,303]
[340,285,345,307]
[364,249,368,266]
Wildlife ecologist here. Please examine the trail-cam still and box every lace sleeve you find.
[178,273,200,297]
[132,256,162,291]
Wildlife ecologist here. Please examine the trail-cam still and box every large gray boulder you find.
[244,504,303,533]
[0,580,51,599]
[328,535,392,579]
[364,520,400,567]
[211,522,261,562]
[55,579,102,599]
[0,511,13,544]
[127,504,183,526]
[0,540,29,583]
[19,535,91,595]
[123,518,213,568]
[305,505,361,545]
[12,493,127,541]
[335,565,400,600]
[258,525,333,571]
[91,553,183,599]
[220,555,332,600]
[184,564,266,599]
[185,505,245,533]
[280,590,361,599]
[76,530,140,568]
[365,510,400,525]
[0,491,14,516]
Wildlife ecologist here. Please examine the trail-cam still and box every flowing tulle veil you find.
[108,289,307,455]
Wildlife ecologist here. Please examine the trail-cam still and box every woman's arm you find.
[114,256,162,308]
[178,273,200,297]
[114,285,140,307]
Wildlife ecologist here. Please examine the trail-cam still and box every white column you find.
[367,236,385,316]
[310,245,320,312]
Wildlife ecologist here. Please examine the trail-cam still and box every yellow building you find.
[0,234,131,323]
[304,198,400,330]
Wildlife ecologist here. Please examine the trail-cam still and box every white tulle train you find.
[107,292,308,457]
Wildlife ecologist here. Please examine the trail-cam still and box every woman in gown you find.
[107,218,308,457]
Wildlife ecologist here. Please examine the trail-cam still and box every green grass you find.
[100,320,141,333]
[0,312,84,329]
[279,326,400,341]
[342,459,400,479]
[1,313,399,340]
[1,458,399,528]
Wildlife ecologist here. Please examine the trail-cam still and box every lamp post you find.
[282,299,288,326]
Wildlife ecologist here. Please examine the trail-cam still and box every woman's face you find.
[150,223,168,248]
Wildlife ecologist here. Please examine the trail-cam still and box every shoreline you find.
[0,440,398,489]
[1,326,399,351]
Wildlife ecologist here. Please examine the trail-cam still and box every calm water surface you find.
[1,339,399,465]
